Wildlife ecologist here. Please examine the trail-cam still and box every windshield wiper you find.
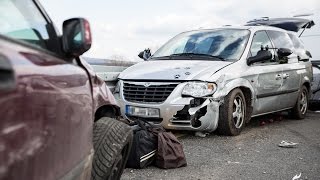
[151,55,172,60]
[170,53,225,61]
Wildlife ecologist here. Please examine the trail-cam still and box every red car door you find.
[0,0,93,179]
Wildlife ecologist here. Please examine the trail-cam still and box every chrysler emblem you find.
[174,74,180,79]
[144,82,151,87]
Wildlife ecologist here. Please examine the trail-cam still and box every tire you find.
[91,117,133,180]
[289,86,309,119]
[217,88,246,136]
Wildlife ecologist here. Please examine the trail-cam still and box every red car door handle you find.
[0,54,15,91]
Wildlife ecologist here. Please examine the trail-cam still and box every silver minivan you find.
[114,18,314,135]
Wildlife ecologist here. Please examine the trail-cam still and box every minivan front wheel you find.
[289,86,309,119]
[218,88,246,136]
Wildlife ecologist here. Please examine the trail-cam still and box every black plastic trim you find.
[257,89,299,99]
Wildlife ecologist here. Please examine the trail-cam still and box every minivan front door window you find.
[249,31,276,64]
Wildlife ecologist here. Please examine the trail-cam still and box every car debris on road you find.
[195,131,209,137]
[278,141,299,148]
[292,172,302,180]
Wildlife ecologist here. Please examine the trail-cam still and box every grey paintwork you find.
[115,26,313,132]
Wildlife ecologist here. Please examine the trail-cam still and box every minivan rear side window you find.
[0,0,50,49]
[288,33,304,50]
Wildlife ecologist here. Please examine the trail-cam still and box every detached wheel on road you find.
[217,88,246,136]
[91,117,133,180]
[289,86,309,119]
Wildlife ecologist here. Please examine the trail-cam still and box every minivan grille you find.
[123,82,178,103]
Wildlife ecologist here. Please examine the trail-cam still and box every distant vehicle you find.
[310,60,320,110]
[0,0,132,180]
[115,17,313,136]
[83,57,135,92]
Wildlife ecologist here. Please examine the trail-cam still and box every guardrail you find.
[84,57,137,92]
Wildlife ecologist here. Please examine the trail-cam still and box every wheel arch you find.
[215,78,255,123]
[303,81,311,93]
[94,105,121,122]
[215,78,255,106]
[301,76,311,97]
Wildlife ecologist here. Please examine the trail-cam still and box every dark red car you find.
[0,0,132,180]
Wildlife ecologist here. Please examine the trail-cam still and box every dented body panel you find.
[115,81,220,132]
[115,25,312,132]
[79,58,119,114]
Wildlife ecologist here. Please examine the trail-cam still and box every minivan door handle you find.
[283,73,290,79]
[275,74,282,80]
[0,54,15,91]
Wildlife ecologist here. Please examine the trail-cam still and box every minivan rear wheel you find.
[217,88,246,136]
[289,86,309,119]
[91,117,133,180]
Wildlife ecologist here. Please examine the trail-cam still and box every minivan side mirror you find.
[277,48,292,57]
[305,50,312,58]
[62,18,92,57]
[138,49,151,60]
[247,50,272,65]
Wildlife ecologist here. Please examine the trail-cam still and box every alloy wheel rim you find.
[232,96,244,129]
[300,90,308,115]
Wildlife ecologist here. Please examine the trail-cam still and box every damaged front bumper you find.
[115,81,221,132]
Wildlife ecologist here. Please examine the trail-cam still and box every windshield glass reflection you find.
[152,29,250,61]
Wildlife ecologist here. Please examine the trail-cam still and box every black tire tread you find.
[289,86,309,120]
[217,88,246,136]
[91,117,133,180]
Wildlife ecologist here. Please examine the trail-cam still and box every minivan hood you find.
[119,60,232,81]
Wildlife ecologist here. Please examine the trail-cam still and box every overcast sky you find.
[41,0,320,61]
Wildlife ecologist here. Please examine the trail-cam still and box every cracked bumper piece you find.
[116,91,220,132]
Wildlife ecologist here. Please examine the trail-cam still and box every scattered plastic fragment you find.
[278,141,298,148]
[227,161,240,164]
[292,172,301,180]
[195,131,208,137]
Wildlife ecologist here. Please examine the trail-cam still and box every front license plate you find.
[126,106,160,118]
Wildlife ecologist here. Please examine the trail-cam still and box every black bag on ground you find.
[155,131,187,169]
[126,120,157,169]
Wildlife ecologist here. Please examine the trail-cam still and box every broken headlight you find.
[182,81,217,98]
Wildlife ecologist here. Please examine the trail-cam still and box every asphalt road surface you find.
[121,111,320,180]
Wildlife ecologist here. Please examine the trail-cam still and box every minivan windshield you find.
[151,29,250,61]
